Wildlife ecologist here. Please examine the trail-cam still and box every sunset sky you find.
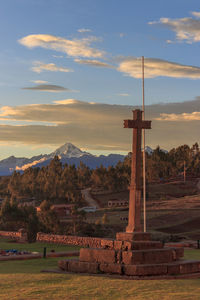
[1,0,200,159]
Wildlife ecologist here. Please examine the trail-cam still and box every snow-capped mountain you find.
[0,142,167,176]
[49,142,90,158]
[144,146,168,155]
[0,143,124,175]
[15,143,90,171]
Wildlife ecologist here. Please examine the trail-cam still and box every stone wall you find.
[0,229,27,242]
[37,232,103,248]
[0,230,109,247]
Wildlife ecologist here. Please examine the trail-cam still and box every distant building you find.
[78,206,97,213]
[51,204,74,217]
[36,204,74,217]
[108,199,128,208]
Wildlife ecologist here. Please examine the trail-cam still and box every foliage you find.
[0,199,39,242]
[7,156,84,206]
[1,143,200,237]
[5,143,200,202]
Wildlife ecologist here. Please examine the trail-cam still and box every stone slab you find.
[122,250,144,265]
[122,241,163,251]
[124,264,168,276]
[114,240,123,250]
[116,232,151,241]
[174,247,184,259]
[80,248,116,264]
[167,260,200,275]
[58,259,69,271]
[101,239,114,249]
[142,248,173,264]
[122,248,174,265]
[68,260,99,274]
[100,263,122,274]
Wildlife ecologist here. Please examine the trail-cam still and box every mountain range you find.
[0,143,125,176]
[0,142,166,176]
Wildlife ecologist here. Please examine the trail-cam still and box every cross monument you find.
[124,109,151,233]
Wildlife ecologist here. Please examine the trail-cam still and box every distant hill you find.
[0,142,165,176]
[0,142,125,176]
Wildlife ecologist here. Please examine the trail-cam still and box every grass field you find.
[0,238,80,253]
[0,238,200,300]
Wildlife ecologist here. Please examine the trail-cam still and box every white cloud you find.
[32,61,73,73]
[19,34,104,58]
[0,106,20,117]
[53,99,81,105]
[155,112,200,121]
[117,57,200,79]
[52,55,64,58]
[74,58,114,68]
[31,80,48,84]
[1,98,200,151]
[22,84,69,92]
[191,11,200,18]
[119,33,125,38]
[117,93,130,97]
[149,12,200,43]
[77,28,92,33]
[16,157,47,171]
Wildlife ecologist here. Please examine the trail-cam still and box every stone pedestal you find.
[58,232,200,278]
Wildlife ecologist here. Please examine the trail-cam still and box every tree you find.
[38,200,61,233]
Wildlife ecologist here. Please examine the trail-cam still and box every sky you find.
[1,0,200,159]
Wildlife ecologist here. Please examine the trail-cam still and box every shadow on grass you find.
[0,257,75,274]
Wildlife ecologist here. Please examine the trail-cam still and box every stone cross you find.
[124,109,151,232]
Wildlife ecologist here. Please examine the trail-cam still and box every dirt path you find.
[81,188,100,209]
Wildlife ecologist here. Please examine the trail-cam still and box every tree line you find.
[0,143,200,202]
[0,142,200,239]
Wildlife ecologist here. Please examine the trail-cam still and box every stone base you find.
[58,231,200,279]
[79,247,184,265]
[59,259,200,277]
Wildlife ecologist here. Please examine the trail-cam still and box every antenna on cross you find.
[142,56,147,233]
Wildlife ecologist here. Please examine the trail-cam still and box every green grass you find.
[0,256,67,274]
[0,238,80,253]
[184,249,200,260]
[0,248,200,299]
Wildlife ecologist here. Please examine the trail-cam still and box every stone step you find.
[100,239,164,251]
[114,240,164,251]
[124,260,200,276]
[122,247,184,265]
[58,259,200,277]
[80,248,116,264]
[116,232,151,242]
[79,247,184,265]
[59,259,99,274]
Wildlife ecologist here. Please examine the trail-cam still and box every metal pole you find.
[43,247,47,258]
[184,160,186,183]
[142,56,146,232]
